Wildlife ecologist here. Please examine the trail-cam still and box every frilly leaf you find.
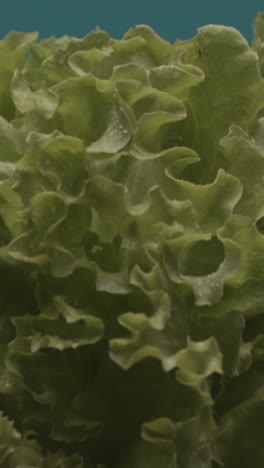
[218,214,264,295]
[149,62,204,99]
[221,124,264,221]
[52,73,134,152]
[0,412,21,462]
[11,69,59,118]
[11,296,104,352]
[163,231,241,306]
[163,336,223,378]
[165,168,243,233]
[123,24,175,65]
[141,408,217,467]
[29,192,66,234]
[130,111,187,158]
[0,180,24,237]
[109,290,174,369]
[0,116,25,162]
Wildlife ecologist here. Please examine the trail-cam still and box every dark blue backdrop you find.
[1,0,264,44]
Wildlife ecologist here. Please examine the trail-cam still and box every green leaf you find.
[11,69,59,118]
[165,168,243,233]
[0,412,21,463]
[0,116,25,162]
[216,388,264,468]
[163,231,241,306]
[42,450,85,468]
[0,17,264,468]
[52,74,133,150]
[0,31,38,120]
[12,296,104,352]
[149,61,204,100]
[123,25,175,65]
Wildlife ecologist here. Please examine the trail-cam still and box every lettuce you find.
[0,14,264,467]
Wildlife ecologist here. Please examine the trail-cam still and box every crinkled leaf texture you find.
[0,15,264,468]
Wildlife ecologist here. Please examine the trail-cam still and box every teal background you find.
[1,0,263,44]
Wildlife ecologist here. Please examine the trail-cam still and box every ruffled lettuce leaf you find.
[0,16,263,468]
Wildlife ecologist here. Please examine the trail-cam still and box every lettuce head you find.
[0,13,264,468]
